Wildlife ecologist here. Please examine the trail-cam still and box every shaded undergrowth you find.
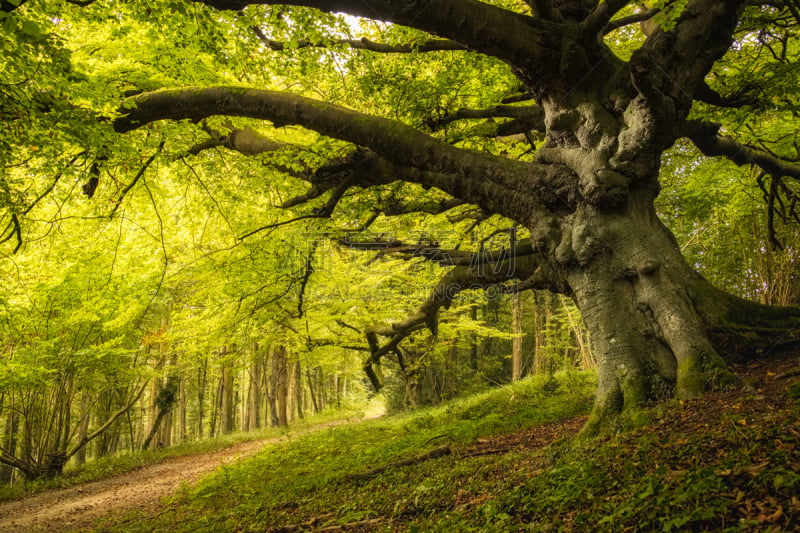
[92,356,800,532]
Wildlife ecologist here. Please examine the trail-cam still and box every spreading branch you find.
[187,124,284,156]
[682,119,800,247]
[632,0,747,118]
[340,237,535,268]
[194,0,551,71]
[603,8,660,34]
[682,120,800,179]
[362,251,543,389]
[254,26,467,54]
[115,87,570,220]
[427,104,545,133]
[694,81,761,109]
[582,0,632,36]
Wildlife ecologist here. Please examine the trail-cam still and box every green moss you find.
[676,356,706,399]
[787,381,800,404]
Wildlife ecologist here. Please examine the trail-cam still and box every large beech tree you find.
[6,0,800,430]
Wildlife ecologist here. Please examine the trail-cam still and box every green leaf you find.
[20,20,42,37]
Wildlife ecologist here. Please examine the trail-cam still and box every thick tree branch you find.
[256,33,468,54]
[502,92,534,104]
[632,0,747,119]
[379,196,465,218]
[0,0,30,12]
[582,0,632,36]
[602,8,660,34]
[682,120,800,179]
[188,125,284,157]
[427,105,545,133]
[115,87,572,220]
[694,81,760,109]
[195,0,551,70]
[526,0,560,20]
[363,252,544,389]
[341,237,535,268]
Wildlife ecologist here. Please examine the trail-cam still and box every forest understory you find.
[0,350,797,532]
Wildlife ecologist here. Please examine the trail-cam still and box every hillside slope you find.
[3,353,798,532]
[87,353,799,533]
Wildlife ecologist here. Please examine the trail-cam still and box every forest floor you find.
[0,418,358,532]
[1,352,798,532]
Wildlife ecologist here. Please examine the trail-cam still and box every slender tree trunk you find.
[73,394,91,466]
[246,358,262,431]
[512,291,523,381]
[292,360,304,421]
[332,373,339,409]
[1,407,19,484]
[265,348,279,427]
[221,363,235,435]
[210,373,222,438]
[178,378,187,442]
[469,304,479,371]
[197,362,207,439]
[272,346,288,428]
[306,369,320,413]
[560,295,593,369]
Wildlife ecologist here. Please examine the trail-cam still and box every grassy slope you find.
[93,356,800,533]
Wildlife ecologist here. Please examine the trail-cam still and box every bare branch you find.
[340,237,535,268]
[501,92,534,104]
[363,253,542,388]
[603,8,660,34]
[109,140,165,219]
[378,195,465,218]
[191,125,284,157]
[0,214,23,253]
[694,81,760,109]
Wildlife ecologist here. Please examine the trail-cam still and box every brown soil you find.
[0,419,356,533]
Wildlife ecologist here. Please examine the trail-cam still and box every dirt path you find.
[0,419,356,532]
